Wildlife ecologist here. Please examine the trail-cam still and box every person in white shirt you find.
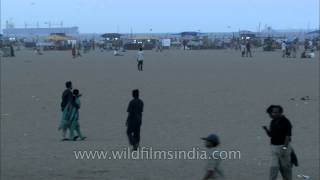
[308,50,315,58]
[281,41,287,58]
[114,49,118,56]
[136,48,144,71]
[240,43,246,57]
[301,50,316,59]
[308,40,313,49]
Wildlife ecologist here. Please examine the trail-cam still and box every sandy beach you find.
[1,48,319,180]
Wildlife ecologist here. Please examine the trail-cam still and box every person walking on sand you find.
[137,48,144,71]
[263,105,297,180]
[10,44,15,57]
[77,43,82,57]
[201,134,224,180]
[281,41,287,58]
[59,81,79,141]
[69,89,86,141]
[291,42,298,58]
[126,89,144,150]
[72,45,76,58]
[240,43,246,57]
[246,40,252,57]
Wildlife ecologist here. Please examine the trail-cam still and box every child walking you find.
[202,134,224,179]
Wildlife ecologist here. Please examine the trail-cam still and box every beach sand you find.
[1,48,319,180]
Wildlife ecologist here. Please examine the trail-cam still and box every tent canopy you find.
[46,35,74,41]
[307,30,320,35]
[101,33,121,39]
[130,36,159,40]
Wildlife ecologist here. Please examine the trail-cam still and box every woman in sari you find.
[69,89,86,141]
[59,89,86,141]
[59,94,74,141]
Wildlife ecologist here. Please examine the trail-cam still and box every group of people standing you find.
[71,44,82,58]
[281,41,298,58]
[240,41,252,57]
[281,39,317,59]
[61,43,303,179]
[59,81,143,151]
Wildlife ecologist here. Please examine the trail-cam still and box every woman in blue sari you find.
[59,89,86,141]
[70,89,86,141]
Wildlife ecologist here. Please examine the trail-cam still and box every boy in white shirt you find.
[137,48,144,71]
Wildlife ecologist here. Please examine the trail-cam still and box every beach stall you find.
[161,39,171,49]
[178,31,210,49]
[239,31,262,47]
[45,34,75,50]
[262,37,279,51]
[101,33,123,49]
[124,36,157,50]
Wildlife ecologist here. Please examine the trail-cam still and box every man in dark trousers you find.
[263,105,294,180]
[61,81,78,111]
[10,44,15,57]
[126,89,144,151]
[246,40,252,57]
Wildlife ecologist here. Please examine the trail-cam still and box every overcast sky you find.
[1,0,319,33]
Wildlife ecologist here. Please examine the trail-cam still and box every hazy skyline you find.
[1,0,319,33]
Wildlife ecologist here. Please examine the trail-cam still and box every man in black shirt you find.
[126,89,144,151]
[246,41,252,57]
[61,81,80,111]
[263,105,293,180]
[61,81,73,111]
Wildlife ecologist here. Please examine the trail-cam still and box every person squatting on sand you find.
[59,81,86,141]
[301,49,315,59]
[202,134,224,180]
[34,46,43,55]
[137,48,144,71]
[263,105,298,180]
[126,89,144,151]
[113,48,123,56]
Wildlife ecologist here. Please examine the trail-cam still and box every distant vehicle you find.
[263,37,278,51]
[24,42,37,48]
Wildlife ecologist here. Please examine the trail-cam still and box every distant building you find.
[306,30,320,38]
[3,27,79,37]
[180,32,202,40]
[239,30,256,40]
